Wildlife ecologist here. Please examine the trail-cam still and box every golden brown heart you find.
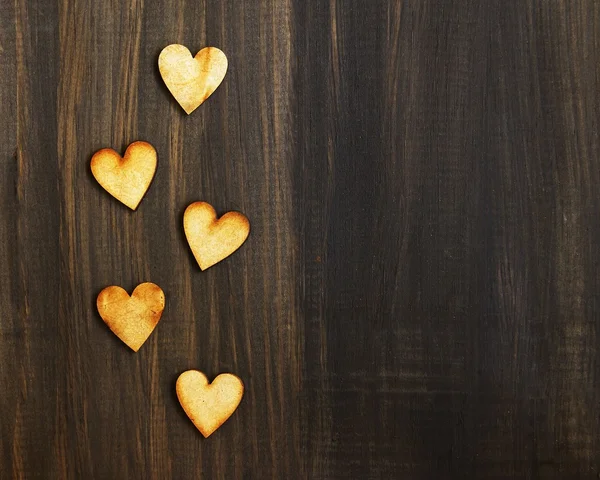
[158,45,228,114]
[183,201,250,270]
[90,141,157,210]
[96,283,165,352]
[176,370,244,437]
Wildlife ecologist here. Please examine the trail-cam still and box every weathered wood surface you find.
[1,1,599,478]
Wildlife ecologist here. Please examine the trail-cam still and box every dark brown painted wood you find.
[1,1,600,478]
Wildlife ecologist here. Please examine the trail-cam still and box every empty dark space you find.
[1,1,599,479]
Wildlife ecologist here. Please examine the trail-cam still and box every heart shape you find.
[183,202,250,270]
[91,141,157,210]
[96,283,165,352]
[158,45,228,114]
[176,370,244,437]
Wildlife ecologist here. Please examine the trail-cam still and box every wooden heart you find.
[158,45,228,114]
[176,370,244,438]
[91,141,157,210]
[96,283,165,352]
[183,202,250,270]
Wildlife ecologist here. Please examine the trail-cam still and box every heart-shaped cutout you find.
[96,282,165,352]
[183,202,250,270]
[91,141,157,210]
[176,370,244,437]
[158,45,228,114]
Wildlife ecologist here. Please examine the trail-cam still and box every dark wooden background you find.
[1,0,600,478]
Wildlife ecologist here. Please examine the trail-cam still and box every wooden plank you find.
[1,0,599,478]
[1,0,62,477]
[0,0,18,474]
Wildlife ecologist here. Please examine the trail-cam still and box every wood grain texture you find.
[1,0,600,478]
